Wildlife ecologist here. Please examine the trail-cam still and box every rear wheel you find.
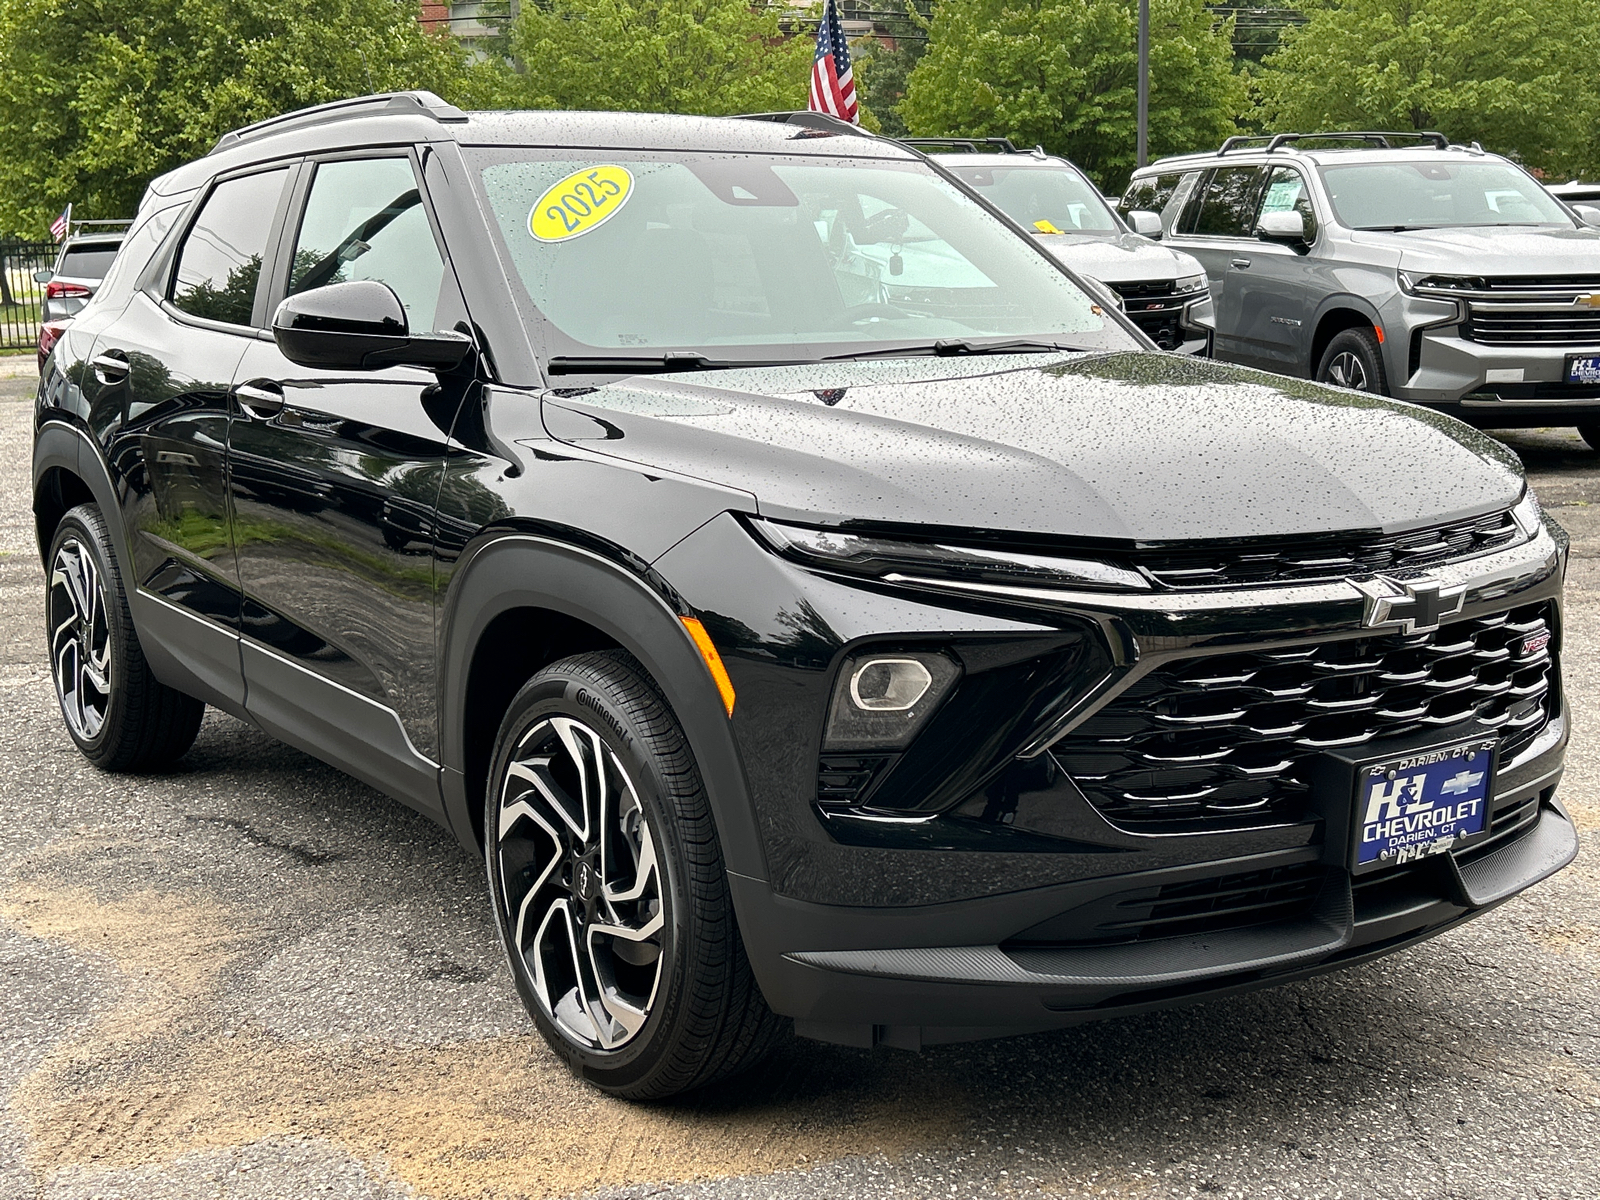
[1316,327,1389,395]
[46,504,204,770]
[485,650,779,1099]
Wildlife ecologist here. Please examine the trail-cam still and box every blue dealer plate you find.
[1353,738,1495,872]
[1566,354,1600,384]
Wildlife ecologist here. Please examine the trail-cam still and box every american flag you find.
[808,0,858,125]
[49,205,69,242]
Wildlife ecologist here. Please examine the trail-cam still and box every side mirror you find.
[33,269,52,284]
[1574,204,1600,228]
[1127,210,1162,238]
[271,279,472,372]
[1256,210,1310,244]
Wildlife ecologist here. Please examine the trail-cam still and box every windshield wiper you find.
[824,338,1077,361]
[545,353,801,376]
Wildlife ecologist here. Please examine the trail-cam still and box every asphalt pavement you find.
[3,365,1599,1200]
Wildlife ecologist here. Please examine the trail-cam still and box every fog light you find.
[850,658,933,711]
[823,650,960,751]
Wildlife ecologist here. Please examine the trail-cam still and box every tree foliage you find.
[503,0,813,116]
[0,0,483,236]
[897,0,1244,190]
[1253,0,1600,178]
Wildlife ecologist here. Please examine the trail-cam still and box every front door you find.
[228,153,474,814]
[1227,166,1320,373]
[92,166,292,711]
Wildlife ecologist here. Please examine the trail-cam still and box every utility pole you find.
[1136,0,1149,168]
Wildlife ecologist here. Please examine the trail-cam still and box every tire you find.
[484,650,780,1099]
[45,504,205,770]
[1315,326,1390,395]
[1577,425,1600,452]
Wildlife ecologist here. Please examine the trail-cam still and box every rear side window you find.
[170,168,288,326]
[58,245,120,280]
[1181,166,1266,237]
[287,157,450,333]
[1119,172,1183,217]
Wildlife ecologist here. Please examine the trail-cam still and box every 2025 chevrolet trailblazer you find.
[33,94,1576,1098]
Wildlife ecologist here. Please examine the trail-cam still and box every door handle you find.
[1230,257,1253,269]
[91,352,130,386]
[234,382,285,419]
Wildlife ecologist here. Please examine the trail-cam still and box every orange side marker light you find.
[681,616,736,717]
[1373,324,1385,343]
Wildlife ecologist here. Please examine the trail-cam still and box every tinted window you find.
[1259,167,1318,241]
[58,244,120,280]
[946,164,1118,233]
[1185,167,1265,237]
[1119,172,1183,217]
[170,169,287,326]
[289,158,448,332]
[1320,160,1571,230]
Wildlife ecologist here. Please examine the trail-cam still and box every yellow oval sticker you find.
[529,165,634,242]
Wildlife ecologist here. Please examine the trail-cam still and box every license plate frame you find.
[1350,736,1497,875]
[1564,353,1600,385]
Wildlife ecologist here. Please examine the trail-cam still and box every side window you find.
[170,169,288,326]
[288,157,449,333]
[1185,166,1266,238]
[1259,167,1319,241]
[1119,172,1183,218]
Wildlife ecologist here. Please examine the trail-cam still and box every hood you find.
[1032,231,1191,286]
[1349,224,1600,275]
[538,353,1524,545]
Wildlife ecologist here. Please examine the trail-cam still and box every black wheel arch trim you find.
[33,418,135,578]
[437,531,767,881]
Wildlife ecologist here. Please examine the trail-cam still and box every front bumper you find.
[655,513,1573,1046]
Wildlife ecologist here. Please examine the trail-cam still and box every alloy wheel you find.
[1326,350,1369,391]
[49,538,112,741]
[495,715,665,1051]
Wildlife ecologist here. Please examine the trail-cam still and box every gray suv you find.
[1123,132,1600,441]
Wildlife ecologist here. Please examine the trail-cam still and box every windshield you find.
[469,149,1130,364]
[1320,160,1572,230]
[944,163,1119,234]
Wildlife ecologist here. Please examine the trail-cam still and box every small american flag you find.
[809,0,858,125]
[49,205,69,242]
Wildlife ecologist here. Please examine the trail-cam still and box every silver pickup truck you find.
[1122,132,1600,445]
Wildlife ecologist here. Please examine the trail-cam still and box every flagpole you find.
[1136,0,1149,169]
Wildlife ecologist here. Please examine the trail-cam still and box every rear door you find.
[227,150,475,815]
[1171,164,1267,360]
[1228,166,1321,372]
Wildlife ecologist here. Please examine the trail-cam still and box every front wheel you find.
[1315,326,1390,394]
[485,650,779,1098]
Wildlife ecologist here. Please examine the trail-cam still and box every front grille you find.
[1428,275,1600,346]
[817,753,894,807]
[1053,603,1554,830]
[1136,509,1521,589]
[1107,279,1205,350]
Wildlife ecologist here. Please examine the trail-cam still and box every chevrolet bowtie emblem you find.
[1354,575,1466,634]
[1576,293,1600,309]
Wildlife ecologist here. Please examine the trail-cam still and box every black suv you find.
[33,93,1576,1099]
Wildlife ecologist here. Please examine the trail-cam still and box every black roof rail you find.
[210,91,468,154]
[899,136,1021,154]
[735,111,872,137]
[1219,130,1451,155]
[1217,135,1273,154]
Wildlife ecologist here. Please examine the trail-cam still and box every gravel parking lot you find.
[3,364,1598,1200]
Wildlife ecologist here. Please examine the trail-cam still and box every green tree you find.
[850,0,935,138]
[0,0,488,237]
[504,0,813,116]
[1253,0,1600,178]
[897,0,1244,190]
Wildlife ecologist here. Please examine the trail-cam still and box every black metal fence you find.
[0,239,58,351]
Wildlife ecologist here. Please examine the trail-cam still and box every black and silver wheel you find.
[45,505,204,770]
[1315,327,1389,395]
[486,650,779,1098]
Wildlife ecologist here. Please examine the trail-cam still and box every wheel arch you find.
[438,533,766,881]
[33,420,132,574]
[1309,301,1383,378]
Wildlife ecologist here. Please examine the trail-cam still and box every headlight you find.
[749,518,1149,591]
[1513,489,1542,537]
[1398,272,1483,296]
[1174,273,1207,295]
[822,649,962,751]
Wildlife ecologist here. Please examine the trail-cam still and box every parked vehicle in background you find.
[1547,181,1600,206]
[1123,133,1600,444]
[912,138,1214,353]
[35,222,127,371]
